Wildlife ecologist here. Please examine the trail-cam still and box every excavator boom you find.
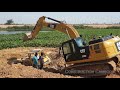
[23,16,80,41]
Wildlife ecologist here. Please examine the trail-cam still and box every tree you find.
[5,19,14,25]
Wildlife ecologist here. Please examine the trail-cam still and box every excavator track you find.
[61,59,118,77]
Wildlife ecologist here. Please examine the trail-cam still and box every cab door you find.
[62,41,73,62]
[61,39,80,62]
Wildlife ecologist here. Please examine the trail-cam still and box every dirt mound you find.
[0,47,78,78]
[0,63,76,78]
[0,47,120,78]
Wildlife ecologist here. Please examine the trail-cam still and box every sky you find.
[0,12,120,24]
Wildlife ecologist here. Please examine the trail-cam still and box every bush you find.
[73,24,93,29]
[5,19,14,25]
[7,25,34,31]
[106,26,120,29]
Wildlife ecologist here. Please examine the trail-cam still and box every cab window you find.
[74,37,84,47]
[71,41,75,53]
[63,43,71,54]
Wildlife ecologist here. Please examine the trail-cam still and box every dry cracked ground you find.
[0,47,120,78]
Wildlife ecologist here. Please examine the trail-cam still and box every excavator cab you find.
[61,37,90,62]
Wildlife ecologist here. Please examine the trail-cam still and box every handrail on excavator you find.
[46,17,62,23]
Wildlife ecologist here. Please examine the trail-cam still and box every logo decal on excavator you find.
[48,24,56,29]
[80,49,85,53]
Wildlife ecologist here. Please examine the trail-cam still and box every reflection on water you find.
[0,31,49,34]
[0,31,30,34]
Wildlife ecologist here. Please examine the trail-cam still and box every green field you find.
[0,28,120,50]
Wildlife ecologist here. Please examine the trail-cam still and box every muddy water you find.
[0,31,50,34]
[0,31,30,34]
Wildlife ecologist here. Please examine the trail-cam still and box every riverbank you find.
[1,24,120,29]
[0,25,33,31]
[0,24,34,28]
[0,25,54,31]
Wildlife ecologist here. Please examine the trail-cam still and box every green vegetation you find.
[73,24,93,29]
[0,29,120,50]
[73,24,120,29]
[106,26,120,29]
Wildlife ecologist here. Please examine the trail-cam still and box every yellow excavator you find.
[23,16,120,76]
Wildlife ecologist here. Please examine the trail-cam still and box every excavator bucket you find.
[23,32,32,41]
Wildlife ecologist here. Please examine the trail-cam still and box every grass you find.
[0,28,120,50]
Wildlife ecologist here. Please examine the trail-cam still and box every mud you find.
[0,47,120,78]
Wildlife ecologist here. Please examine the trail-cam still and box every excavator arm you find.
[23,16,80,41]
